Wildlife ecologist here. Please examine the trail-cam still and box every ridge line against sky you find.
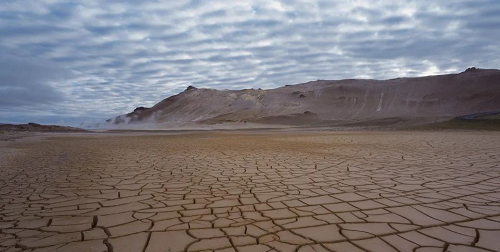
[0,0,499,125]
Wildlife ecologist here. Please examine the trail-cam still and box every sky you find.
[0,0,499,126]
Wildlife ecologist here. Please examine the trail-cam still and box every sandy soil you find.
[1,131,500,252]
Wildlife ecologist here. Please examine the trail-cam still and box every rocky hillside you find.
[108,68,500,127]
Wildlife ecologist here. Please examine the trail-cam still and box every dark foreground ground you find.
[0,131,500,252]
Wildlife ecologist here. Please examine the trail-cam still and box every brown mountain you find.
[108,68,500,128]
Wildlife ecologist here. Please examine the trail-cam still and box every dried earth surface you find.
[1,131,500,252]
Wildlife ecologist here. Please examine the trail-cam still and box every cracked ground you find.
[1,131,500,252]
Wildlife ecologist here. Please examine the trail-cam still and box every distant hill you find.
[0,123,86,132]
[108,68,500,128]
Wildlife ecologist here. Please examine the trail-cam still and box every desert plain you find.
[1,130,500,252]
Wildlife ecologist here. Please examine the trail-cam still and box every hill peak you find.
[108,70,500,127]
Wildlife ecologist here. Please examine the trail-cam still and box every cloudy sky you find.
[1,0,499,125]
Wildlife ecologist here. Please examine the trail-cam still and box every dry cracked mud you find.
[1,131,500,252]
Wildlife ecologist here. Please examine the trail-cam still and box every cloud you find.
[0,0,499,124]
[0,50,69,107]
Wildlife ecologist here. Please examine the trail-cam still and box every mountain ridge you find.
[107,68,500,128]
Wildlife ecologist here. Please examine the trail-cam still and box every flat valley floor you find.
[1,131,500,252]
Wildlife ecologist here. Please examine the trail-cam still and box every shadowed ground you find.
[1,131,500,252]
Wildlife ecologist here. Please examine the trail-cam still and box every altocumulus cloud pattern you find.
[0,0,499,125]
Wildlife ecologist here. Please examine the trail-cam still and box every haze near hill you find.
[108,68,500,128]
